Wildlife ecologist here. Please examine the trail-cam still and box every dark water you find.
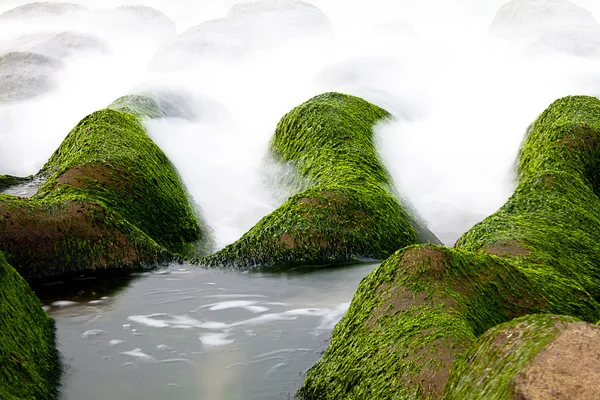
[40,262,378,400]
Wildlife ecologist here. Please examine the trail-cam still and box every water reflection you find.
[44,262,377,400]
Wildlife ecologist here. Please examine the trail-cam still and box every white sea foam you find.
[120,348,157,362]
[199,332,234,346]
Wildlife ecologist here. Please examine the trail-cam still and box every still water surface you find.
[39,263,377,400]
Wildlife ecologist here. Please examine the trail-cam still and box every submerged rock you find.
[202,92,438,269]
[490,0,597,37]
[445,314,600,400]
[0,252,59,399]
[490,0,600,57]
[0,108,212,280]
[0,2,86,20]
[299,96,600,398]
[4,31,108,59]
[0,51,62,102]
[151,0,331,68]
[107,90,226,121]
[100,5,176,39]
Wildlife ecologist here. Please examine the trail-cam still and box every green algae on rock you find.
[298,245,600,400]
[108,93,185,120]
[202,92,438,269]
[299,95,600,398]
[0,108,211,279]
[0,252,59,399]
[445,314,600,400]
[457,95,600,300]
[0,174,28,191]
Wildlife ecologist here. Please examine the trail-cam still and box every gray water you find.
[41,263,377,400]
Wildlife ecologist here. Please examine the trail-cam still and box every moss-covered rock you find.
[457,95,600,299]
[299,95,600,398]
[0,2,86,20]
[108,92,196,120]
[445,314,600,400]
[0,108,211,279]
[0,251,59,399]
[202,92,437,269]
[0,51,62,102]
[0,175,28,191]
[298,245,600,399]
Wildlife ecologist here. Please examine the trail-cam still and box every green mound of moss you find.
[457,95,600,299]
[446,314,600,399]
[0,175,28,191]
[202,92,437,269]
[298,245,600,399]
[0,108,211,279]
[108,93,188,120]
[299,95,600,398]
[108,93,166,119]
[0,252,59,399]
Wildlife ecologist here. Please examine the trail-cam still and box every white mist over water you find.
[1,0,600,247]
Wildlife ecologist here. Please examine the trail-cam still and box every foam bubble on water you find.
[81,329,108,338]
[127,314,170,328]
[51,300,78,307]
[199,332,234,347]
[203,294,268,298]
[315,302,351,330]
[205,300,269,313]
[281,308,330,317]
[120,348,157,363]
[159,358,197,366]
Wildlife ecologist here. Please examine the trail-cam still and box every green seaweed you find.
[202,92,438,269]
[0,174,28,191]
[108,93,169,119]
[444,314,581,399]
[299,95,600,398]
[0,108,211,279]
[0,252,59,399]
[298,245,600,400]
[457,96,600,300]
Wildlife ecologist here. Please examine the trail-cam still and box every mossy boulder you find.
[108,92,196,120]
[0,175,28,191]
[0,252,59,399]
[0,51,63,102]
[0,108,211,280]
[5,31,108,59]
[0,2,86,20]
[446,314,600,400]
[299,95,600,398]
[298,245,600,399]
[202,92,437,269]
[457,95,600,299]
[150,0,331,68]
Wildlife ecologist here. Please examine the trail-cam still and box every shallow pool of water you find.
[41,262,377,400]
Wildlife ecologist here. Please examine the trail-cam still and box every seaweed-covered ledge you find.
[0,108,211,280]
[202,92,438,269]
[445,314,600,400]
[299,95,600,398]
[0,252,60,399]
[0,174,28,191]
